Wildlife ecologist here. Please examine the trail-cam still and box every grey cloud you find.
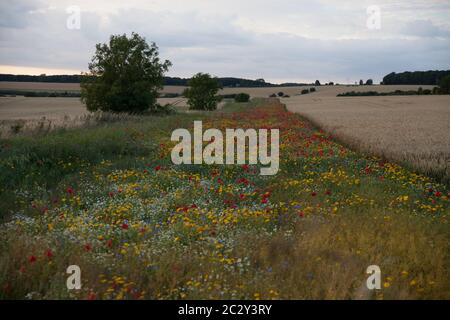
[1,0,449,83]
[0,0,44,28]
[401,20,450,38]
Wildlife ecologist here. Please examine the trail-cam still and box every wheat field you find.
[282,86,450,184]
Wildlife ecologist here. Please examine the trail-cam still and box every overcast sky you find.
[0,0,449,83]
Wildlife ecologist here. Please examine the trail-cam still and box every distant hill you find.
[382,70,450,85]
[0,74,309,88]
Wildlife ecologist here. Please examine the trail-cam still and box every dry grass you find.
[282,86,450,185]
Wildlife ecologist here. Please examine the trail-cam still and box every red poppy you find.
[45,249,53,258]
[121,223,129,230]
[311,192,317,197]
[87,292,97,300]
[66,187,74,195]
[435,191,442,197]
[154,165,162,171]
[28,255,37,263]
[237,178,249,185]
[298,211,305,218]
[84,244,92,252]
[106,239,113,248]
[325,190,331,196]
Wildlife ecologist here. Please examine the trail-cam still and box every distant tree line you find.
[382,70,450,85]
[0,73,316,88]
[0,74,86,83]
[0,89,81,97]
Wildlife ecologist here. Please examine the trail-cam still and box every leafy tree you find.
[359,79,364,85]
[315,80,321,86]
[81,33,171,113]
[383,70,450,85]
[365,79,374,85]
[235,93,250,103]
[184,73,222,110]
[439,75,450,94]
[277,92,285,97]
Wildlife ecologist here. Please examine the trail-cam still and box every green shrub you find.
[234,93,250,103]
[310,88,316,93]
[184,73,222,110]
[301,89,309,95]
[439,75,450,94]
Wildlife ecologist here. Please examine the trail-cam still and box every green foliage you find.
[234,93,250,103]
[438,75,450,94]
[337,88,433,97]
[433,87,440,95]
[0,89,81,98]
[365,79,373,85]
[81,33,172,114]
[383,70,450,85]
[301,89,309,95]
[309,87,316,93]
[183,73,222,110]
[315,80,321,86]
[277,92,284,97]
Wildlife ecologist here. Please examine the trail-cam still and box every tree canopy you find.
[383,70,450,85]
[81,33,172,113]
[183,73,222,111]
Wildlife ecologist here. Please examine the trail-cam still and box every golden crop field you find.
[282,85,450,184]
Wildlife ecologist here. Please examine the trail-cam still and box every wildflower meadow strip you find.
[0,99,448,300]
